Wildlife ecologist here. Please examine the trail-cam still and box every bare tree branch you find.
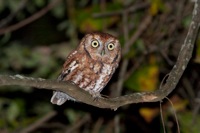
[0,1,199,110]
[0,0,28,28]
[20,111,57,133]
[0,0,61,35]
[93,2,149,18]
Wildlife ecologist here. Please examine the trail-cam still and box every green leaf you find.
[7,0,22,12]
[75,2,122,32]
[7,101,20,123]
[149,0,165,16]
[51,2,65,18]
[64,109,79,124]
[32,102,53,115]
[179,112,200,133]
[35,0,45,7]
[194,37,200,63]
[125,56,159,91]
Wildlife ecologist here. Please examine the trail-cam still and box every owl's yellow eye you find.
[107,43,115,50]
[91,40,99,48]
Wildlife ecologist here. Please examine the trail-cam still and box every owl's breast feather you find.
[63,55,114,94]
[92,63,113,92]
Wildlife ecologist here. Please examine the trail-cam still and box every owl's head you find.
[78,32,121,65]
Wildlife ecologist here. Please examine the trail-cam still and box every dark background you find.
[0,0,200,133]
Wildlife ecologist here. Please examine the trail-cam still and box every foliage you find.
[0,0,199,132]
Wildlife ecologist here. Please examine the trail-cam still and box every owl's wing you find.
[51,73,76,105]
[51,52,79,105]
[57,68,70,81]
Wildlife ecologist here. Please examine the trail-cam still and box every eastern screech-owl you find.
[51,32,121,105]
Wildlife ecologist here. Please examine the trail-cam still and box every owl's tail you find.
[50,91,75,105]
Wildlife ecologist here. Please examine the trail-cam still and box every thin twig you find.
[165,97,180,133]
[192,91,200,124]
[122,15,152,56]
[65,114,90,133]
[124,55,145,80]
[20,111,57,133]
[0,0,28,28]
[115,9,129,97]
[114,7,128,133]
[160,101,166,133]
[115,14,152,97]
[0,0,61,35]
[114,116,120,133]
[91,118,104,133]
[93,2,149,18]
[182,77,195,106]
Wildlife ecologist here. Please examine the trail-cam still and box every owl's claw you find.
[92,94,109,101]
[93,95,101,101]
[88,91,101,101]
[100,94,109,98]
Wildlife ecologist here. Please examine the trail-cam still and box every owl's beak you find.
[101,50,105,56]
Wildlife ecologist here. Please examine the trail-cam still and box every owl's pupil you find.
[94,42,97,46]
[109,45,113,49]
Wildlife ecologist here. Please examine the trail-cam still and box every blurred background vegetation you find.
[0,0,200,133]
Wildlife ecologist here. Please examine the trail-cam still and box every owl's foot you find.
[88,91,102,101]
[100,94,109,98]
[50,91,75,105]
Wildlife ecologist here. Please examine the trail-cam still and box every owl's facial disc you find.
[101,43,115,56]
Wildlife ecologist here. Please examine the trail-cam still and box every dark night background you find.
[0,0,200,133]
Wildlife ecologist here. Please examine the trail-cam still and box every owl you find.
[51,32,121,105]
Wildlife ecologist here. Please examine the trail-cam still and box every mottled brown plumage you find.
[51,32,121,105]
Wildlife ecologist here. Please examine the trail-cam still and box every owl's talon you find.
[89,91,101,101]
[100,94,109,98]
[93,96,102,101]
